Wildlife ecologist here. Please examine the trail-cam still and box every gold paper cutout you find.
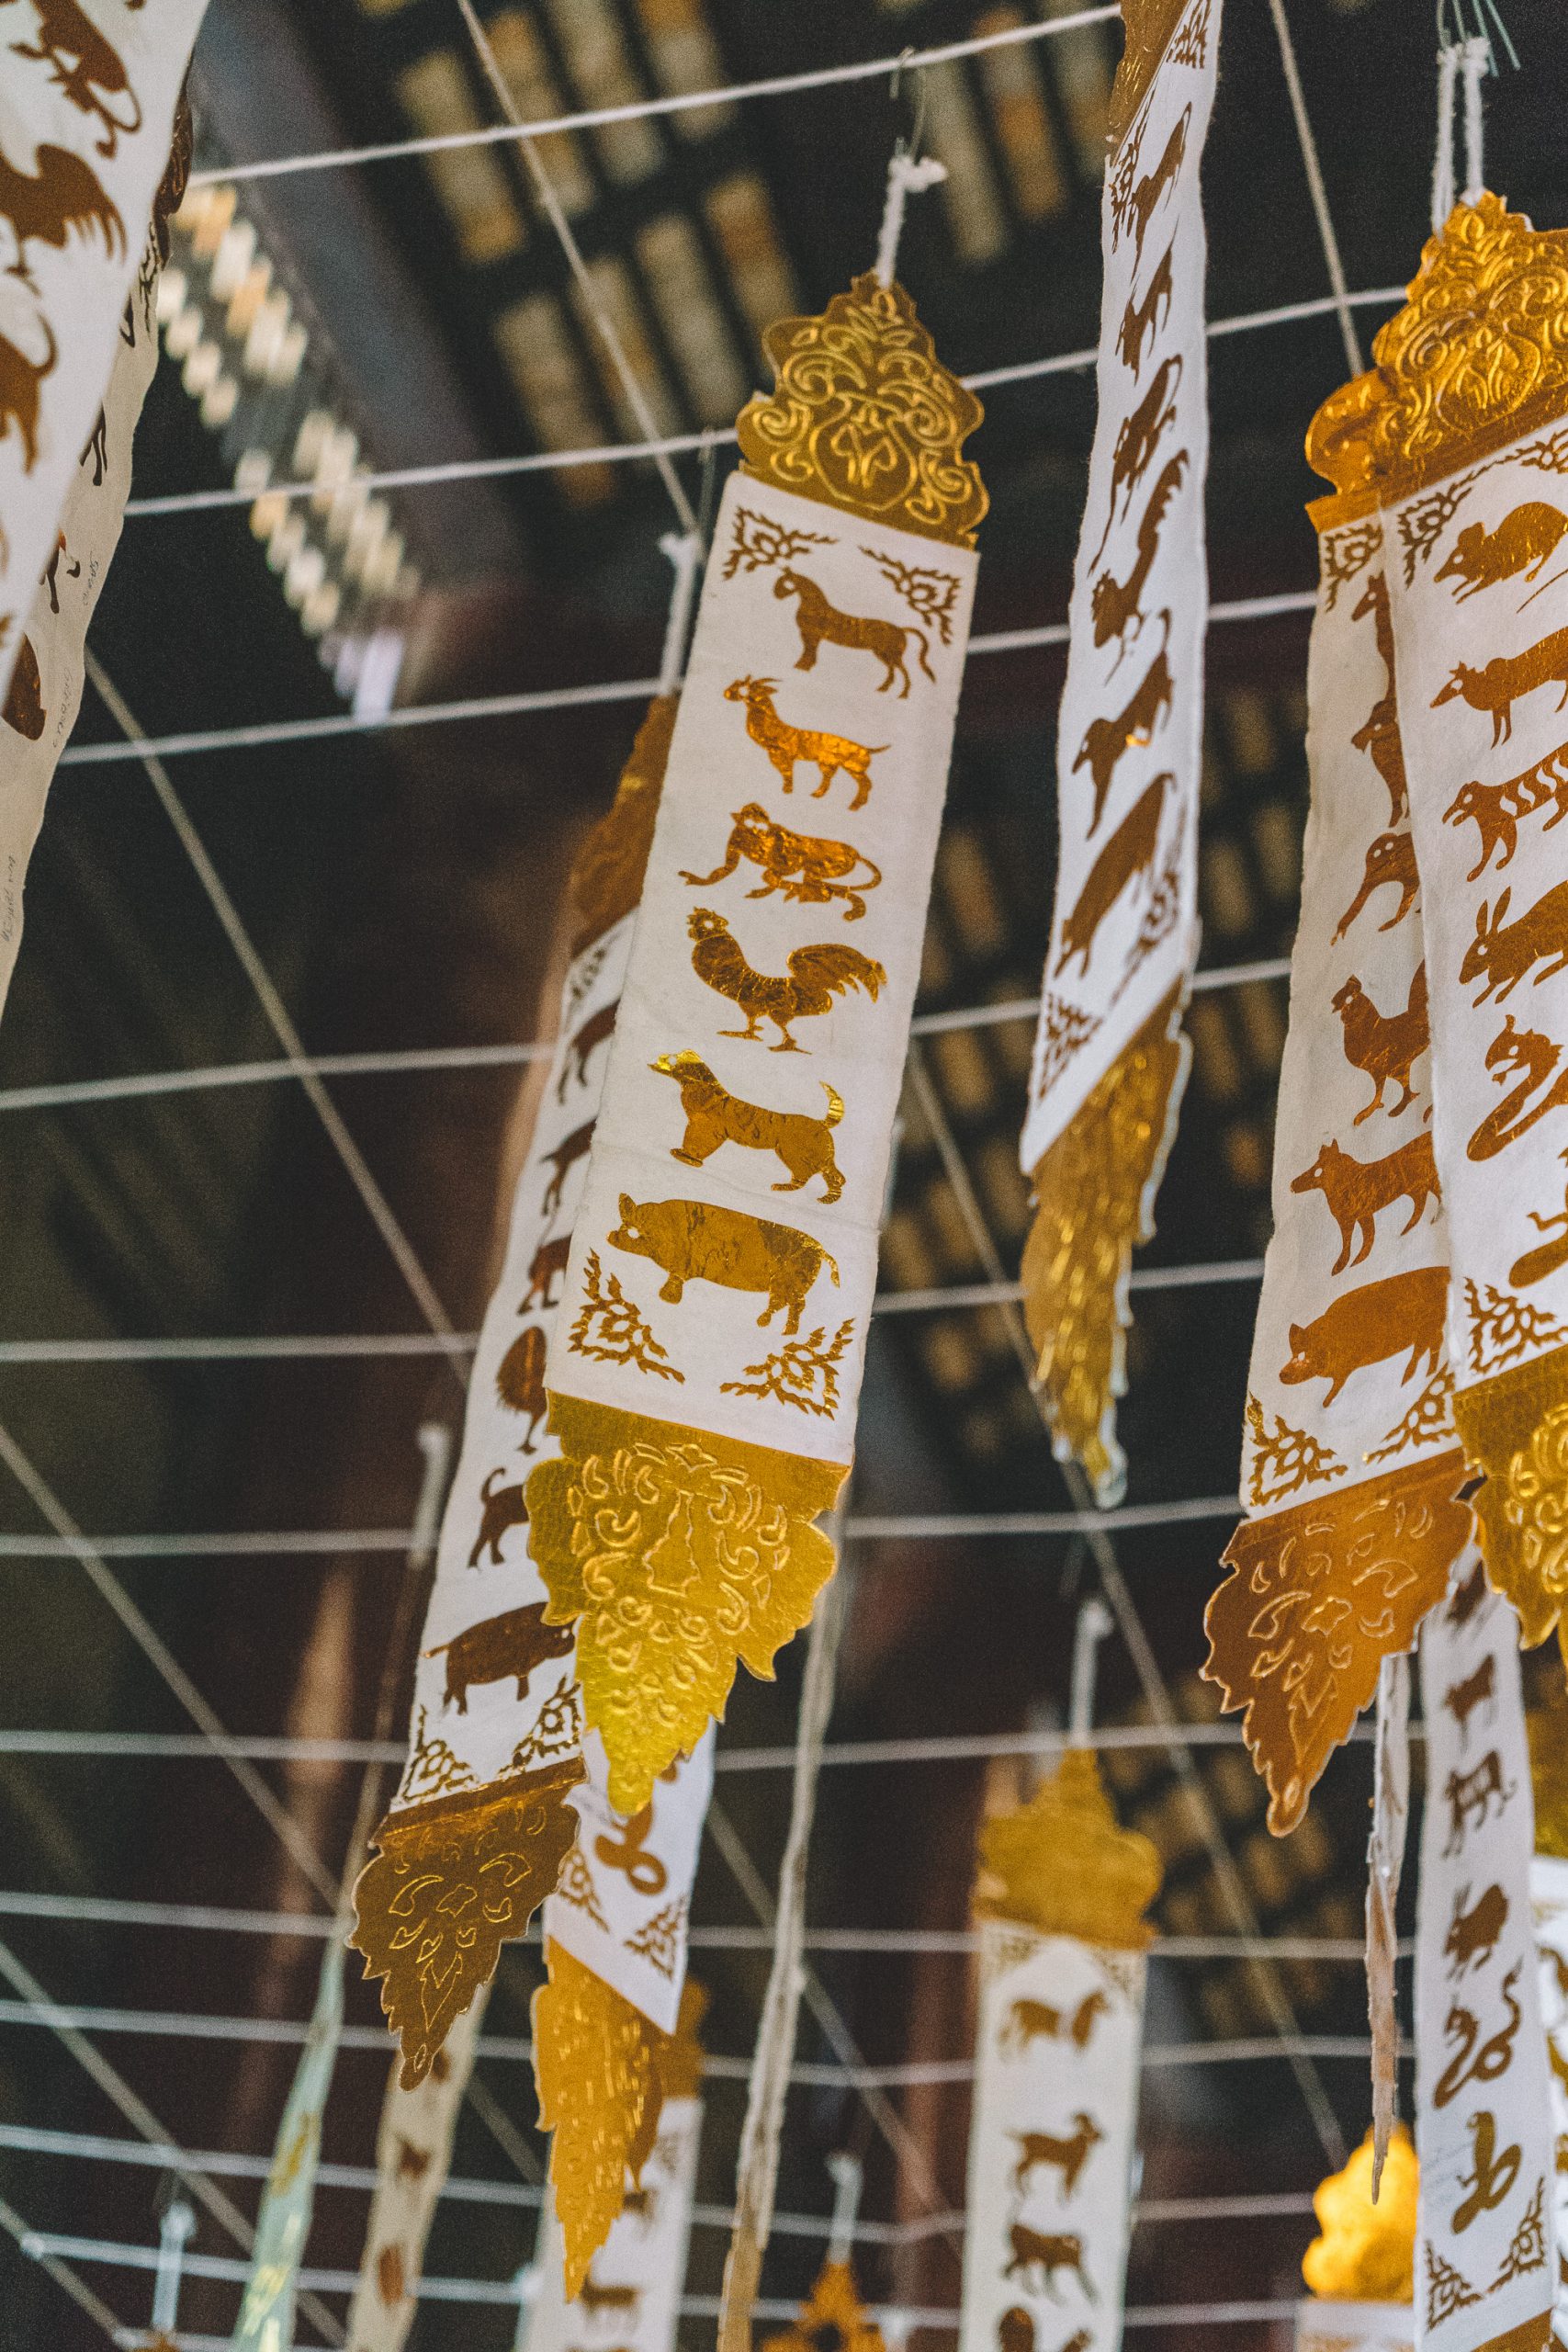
[1302,2124,1418,2302]
[1454,1342,1568,1646]
[1206,1453,1471,1833]
[975,1747,1161,1950]
[1308,196,1568,523]
[570,695,676,956]
[527,1395,844,1815]
[650,1050,847,1203]
[723,674,886,808]
[1107,0,1209,149]
[1021,986,1190,1506]
[351,1763,583,2086]
[736,272,987,548]
[534,1939,661,2299]
[758,2261,886,2352]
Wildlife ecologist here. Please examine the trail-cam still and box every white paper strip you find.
[958,1917,1145,2352]
[527,2096,703,2352]
[1416,1556,1552,2352]
[1528,1851,1568,2352]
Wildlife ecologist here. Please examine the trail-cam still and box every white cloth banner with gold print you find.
[1018,0,1221,1506]
[527,2094,703,2352]
[353,700,674,2083]
[1204,508,1468,1834]
[529,277,983,1828]
[0,0,208,711]
[1416,1557,1552,2352]
[1528,1853,1568,2352]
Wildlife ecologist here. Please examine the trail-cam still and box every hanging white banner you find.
[232,1931,345,2352]
[1415,1555,1552,2352]
[527,2094,703,2352]
[1529,1851,1568,2352]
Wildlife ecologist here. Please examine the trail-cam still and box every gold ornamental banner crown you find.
[974,1747,1161,1949]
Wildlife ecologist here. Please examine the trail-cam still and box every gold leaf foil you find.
[1107,0,1202,149]
[1021,987,1190,1507]
[758,2261,886,2352]
[1528,1693,1568,1860]
[351,1763,583,2087]
[570,695,677,956]
[1453,1343,1568,1648]
[526,1396,845,1815]
[1205,1453,1471,1833]
[975,1747,1161,1949]
[1302,2124,1418,2303]
[736,273,987,548]
[534,1939,661,2298]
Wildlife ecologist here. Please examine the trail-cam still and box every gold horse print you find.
[724,675,886,808]
[1091,455,1187,651]
[651,1050,845,1201]
[772,568,933,695]
[680,804,882,922]
[687,907,885,1051]
[607,1193,839,1335]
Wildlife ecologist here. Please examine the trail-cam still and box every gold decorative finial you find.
[975,1747,1161,1949]
[759,2262,886,2352]
[736,273,987,548]
[1302,2125,1418,2303]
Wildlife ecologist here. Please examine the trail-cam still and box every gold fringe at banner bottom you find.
[1021,988,1190,1508]
[1453,1341,1568,1650]
[534,1939,705,2295]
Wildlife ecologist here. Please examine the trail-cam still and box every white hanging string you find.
[658,531,704,694]
[1262,0,1363,375]
[825,2154,865,2267]
[1461,34,1490,202]
[874,147,948,287]
[1431,42,1461,229]
[1432,36,1489,230]
[149,2199,195,2335]
[1068,1596,1114,1744]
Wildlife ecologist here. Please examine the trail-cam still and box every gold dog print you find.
[650,1049,845,1202]
[680,803,883,922]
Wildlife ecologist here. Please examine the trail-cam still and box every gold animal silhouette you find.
[1435,502,1568,602]
[1449,1559,1488,1627]
[1348,572,1408,825]
[1440,1762,1516,1866]
[1332,828,1418,942]
[1507,1148,1568,1287]
[1433,622,1568,745]
[1446,1883,1508,1975]
[1444,741,1568,876]
[468,1465,530,1567]
[495,1323,547,1452]
[650,1048,845,1201]
[681,803,882,922]
[1093,354,1182,561]
[594,1802,667,1894]
[394,2135,432,2184]
[1460,879,1568,1001]
[607,1193,838,1335]
[558,1000,617,1101]
[1055,773,1168,979]
[576,2273,641,2318]
[423,1602,574,1714]
[773,567,932,696]
[1331,965,1428,1123]
[0,312,55,471]
[0,138,121,277]
[2,631,43,740]
[723,675,886,808]
[1116,238,1174,376]
[1452,2110,1521,2233]
[1279,1265,1448,1404]
[1120,106,1190,259]
[2,0,143,154]
[1434,1959,1522,2093]
[522,1232,572,1311]
[1003,2225,1093,2301]
[1444,1656,1497,1742]
[1074,625,1173,833]
[1092,455,1187,650]
[1290,1132,1440,1273]
[541,1114,596,1217]
[1012,2114,1103,2198]
[1000,1990,1110,2052]
[1468,1015,1568,1159]
[687,906,884,1051]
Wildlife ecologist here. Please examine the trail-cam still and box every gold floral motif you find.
[758,2261,886,2352]
[568,1250,683,1382]
[1465,1278,1568,1374]
[736,273,986,548]
[1308,196,1568,523]
[1302,2125,1418,2303]
[1107,0,1201,149]
[975,1747,1161,1949]
[570,695,675,956]
[1021,987,1190,1507]
[351,1762,584,2086]
[1454,1343,1568,1645]
[1206,1453,1471,1833]
[720,1317,856,1417]
[1245,1395,1347,1508]
[526,1396,844,1815]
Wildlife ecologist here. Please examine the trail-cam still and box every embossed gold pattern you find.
[1308,196,1568,523]
[758,2261,886,2352]
[533,1939,661,2299]
[526,1396,844,1815]
[350,1763,583,2086]
[570,695,676,956]
[975,1747,1161,1949]
[1021,987,1190,1506]
[1107,0,1196,149]
[1302,2124,1418,2303]
[736,273,987,548]
[1454,1344,1568,1645]
[1205,1453,1471,1833]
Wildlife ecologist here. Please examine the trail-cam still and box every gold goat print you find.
[1332,828,1419,942]
[1436,503,1568,605]
[1460,881,1568,1002]
[1074,625,1174,835]
[1092,354,1182,563]
[720,1317,856,1417]
[680,804,883,922]
[723,675,886,808]
[772,568,933,696]
[1116,239,1173,379]
[1469,1016,1568,1159]
[1054,773,1168,980]
[1444,741,1568,877]
[687,906,885,1052]
[607,1193,839,1336]
[1290,1132,1441,1274]
[1349,572,1408,824]
[7,1,143,155]
[1331,964,1428,1124]
[568,1250,683,1381]
[1432,623,1568,745]
[1092,456,1187,653]
[650,1049,846,1203]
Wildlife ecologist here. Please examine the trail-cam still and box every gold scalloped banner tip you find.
[1303,2124,1418,2303]
[1307,192,1568,522]
[571,694,677,956]
[535,1939,668,2298]
[1205,1453,1470,1835]
[759,2261,886,2352]
[975,1746,1161,1948]
[1454,1343,1568,1650]
[351,1762,583,2088]
[1021,987,1189,1509]
[526,1395,845,1816]
[735,272,987,548]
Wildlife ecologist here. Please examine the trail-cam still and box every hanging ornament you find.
[231,1930,347,2352]
[525,274,985,1820]
[1527,1693,1568,2352]
[1296,2125,1418,2352]
[353,693,677,2079]
[1016,0,1222,1505]
[528,1984,705,2352]
[1414,1555,1552,2352]
[0,94,190,1020]
[957,1747,1161,2352]
[759,2165,886,2352]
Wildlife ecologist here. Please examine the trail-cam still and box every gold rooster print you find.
[686,908,884,1051]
